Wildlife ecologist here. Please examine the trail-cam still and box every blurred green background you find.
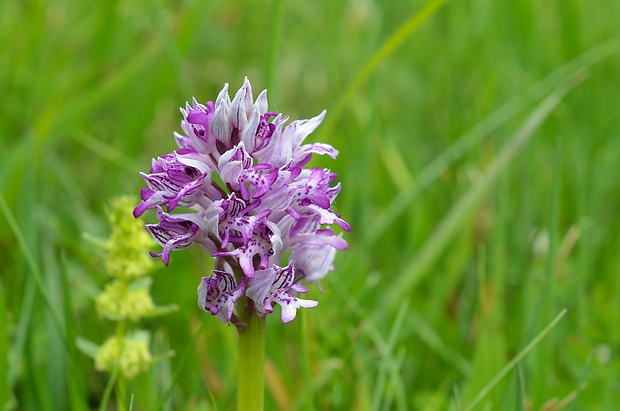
[1,0,619,409]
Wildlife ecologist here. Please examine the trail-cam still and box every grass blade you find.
[0,193,68,351]
[320,0,448,137]
[464,309,568,411]
[0,278,10,409]
[384,69,588,310]
[264,0,284,96]
[156,316,211,410]
[363,37,619,248]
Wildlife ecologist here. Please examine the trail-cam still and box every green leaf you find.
[76,337,100,360]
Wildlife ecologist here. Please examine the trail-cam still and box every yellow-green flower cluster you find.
[105,196,156,280]
[95,334,152,379]
[96,279,155,322]
[91,195,173,379]
[95,196,157,323]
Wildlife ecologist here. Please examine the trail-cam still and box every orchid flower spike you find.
[135,78,349,324]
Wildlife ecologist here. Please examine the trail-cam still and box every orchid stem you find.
[237,300,266,411]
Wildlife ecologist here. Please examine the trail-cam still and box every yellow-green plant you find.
[78,196,176,410]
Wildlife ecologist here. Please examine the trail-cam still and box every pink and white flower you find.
[135,78,349,324]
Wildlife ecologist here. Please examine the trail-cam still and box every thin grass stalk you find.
[516,364,526,411]
[531,138,562,407]
[0,193,74,356]
[602,246,620,408]
[99,367,119,411]
[59,254,90,411]
[463,309,568,411]
[157,317,210,409]
[115,321,128,411]
[0,279,8,409]
[299,311,315,411]
[570,351,593,411]
[264,0,284,95]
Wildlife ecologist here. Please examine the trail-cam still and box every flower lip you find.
[246,263,318,323]
[198,270,245,324]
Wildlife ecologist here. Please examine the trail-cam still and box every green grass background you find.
[1,0,619,409]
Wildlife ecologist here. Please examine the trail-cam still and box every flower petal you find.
[197,270,245,324]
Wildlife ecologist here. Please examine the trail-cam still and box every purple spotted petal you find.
[214,238,269,279]
[247,263,318,323]
[198,270,245,324]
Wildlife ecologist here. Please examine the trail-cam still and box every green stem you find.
[115,320,127,411]
[116,374,126,411]
[237,300,266,411]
